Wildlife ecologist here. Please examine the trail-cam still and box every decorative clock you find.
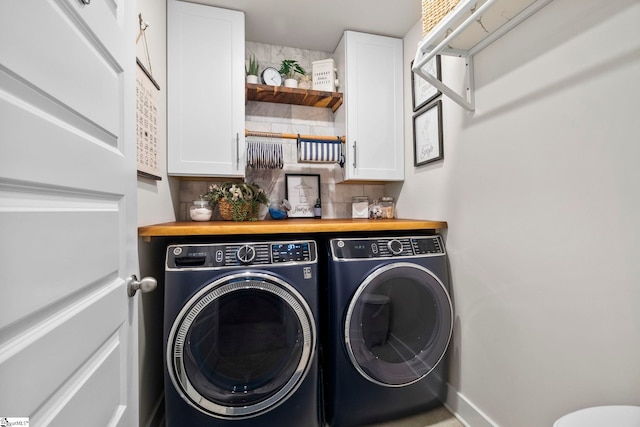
[261,67,282,86]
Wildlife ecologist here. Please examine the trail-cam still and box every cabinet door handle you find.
[352,140,357,169]
[236,133,240,170]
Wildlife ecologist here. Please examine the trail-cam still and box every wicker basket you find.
[218,199,259,221]
[422,0,461,36]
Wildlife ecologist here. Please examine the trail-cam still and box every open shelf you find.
[413,0,553,111]
[245,83,343,112]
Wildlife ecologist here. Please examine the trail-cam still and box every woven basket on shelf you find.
[218,199,259,221]
[422,0,461,36]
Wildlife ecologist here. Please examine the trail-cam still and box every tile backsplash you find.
[177,41,387,221]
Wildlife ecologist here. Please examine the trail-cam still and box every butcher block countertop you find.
[138,218,447,240]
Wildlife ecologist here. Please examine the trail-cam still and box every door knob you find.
[127,275,157,297]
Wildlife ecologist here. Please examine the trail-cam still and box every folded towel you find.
[298,137,343,163]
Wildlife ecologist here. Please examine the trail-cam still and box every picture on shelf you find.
[285,174,321,218]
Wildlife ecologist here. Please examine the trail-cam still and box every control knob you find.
[387,239,404,255]
[236,245,256,264]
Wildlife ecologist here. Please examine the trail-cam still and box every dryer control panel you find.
[167,240,317,270]
[330,236,444,260]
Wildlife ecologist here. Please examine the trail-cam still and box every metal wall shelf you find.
[412,0,553,111]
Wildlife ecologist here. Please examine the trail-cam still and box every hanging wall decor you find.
[413,99,443,166]
[411,56,442,112]
[136,13,161,180]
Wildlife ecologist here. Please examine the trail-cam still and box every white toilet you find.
[554,405,640,427]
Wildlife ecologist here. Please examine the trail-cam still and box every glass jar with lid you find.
[190,197,213,221]
[379,196,395,219]
[352,196,369,219]
[368,199,383,219]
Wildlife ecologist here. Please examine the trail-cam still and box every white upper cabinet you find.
[335,31,404,182]
[167,0,245,177]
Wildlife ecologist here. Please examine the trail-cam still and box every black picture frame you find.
[411,56,442,112]
[285,174,321,218]
[413,99,443,166]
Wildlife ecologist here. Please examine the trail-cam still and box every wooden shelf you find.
[139,218,447,240]
[245,83,343,112]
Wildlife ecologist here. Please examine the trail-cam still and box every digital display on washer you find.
[333,240,375,259]
[411,237,444,254]
[271,242,312,262]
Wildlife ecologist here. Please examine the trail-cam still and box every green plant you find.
[204,181,269,221]
[279,59,306,79]
[245,54,259,76]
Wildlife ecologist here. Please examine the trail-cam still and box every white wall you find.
[136,0,180,227]
[134,1,176,426]
[401,0,640,425]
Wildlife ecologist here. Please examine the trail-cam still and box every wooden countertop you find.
[138,218,447,239]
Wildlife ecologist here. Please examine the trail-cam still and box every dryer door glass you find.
[345,263,452,386]
[168,275,315,418]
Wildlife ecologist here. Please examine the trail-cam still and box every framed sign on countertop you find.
[285,174,321,218]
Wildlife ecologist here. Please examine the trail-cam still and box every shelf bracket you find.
[412,0,554,112]
[414,50,476,111]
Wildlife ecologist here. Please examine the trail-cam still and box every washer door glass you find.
[345,263,452,386]
[168,273,315,418]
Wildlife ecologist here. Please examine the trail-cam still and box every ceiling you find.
[188,0,422,52]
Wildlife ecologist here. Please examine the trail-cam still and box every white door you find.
[0,0,139,425]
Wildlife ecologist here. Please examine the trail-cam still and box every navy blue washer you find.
[324,235,453,427]
[164,240,320,427]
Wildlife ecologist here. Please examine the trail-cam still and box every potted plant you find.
[204,181,269,221]
[245,54,259,84]
[279,59,306,88]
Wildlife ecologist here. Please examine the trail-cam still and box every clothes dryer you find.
[324,235,453,427]
[164,239,320,427]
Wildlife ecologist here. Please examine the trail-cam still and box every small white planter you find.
[284,78,298,88]
[246,75,258,84]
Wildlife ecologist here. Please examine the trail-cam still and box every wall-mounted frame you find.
[411,56,441,112]
[136,10,162,180]
[413,99,443,166]
[285,174,321,218]
[136,58,161,180]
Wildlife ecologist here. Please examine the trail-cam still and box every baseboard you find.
[144,392,165,427]
[444,383,499,427]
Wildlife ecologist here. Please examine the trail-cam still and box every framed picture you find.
[413,99,443,166]
[411,56,442,112]
[285,174,321,218]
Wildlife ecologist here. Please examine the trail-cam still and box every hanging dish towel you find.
[297,136,343,164]
[246,137,284,169]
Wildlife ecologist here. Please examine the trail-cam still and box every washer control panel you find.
[330,236,444,260]
[167,240,316,270]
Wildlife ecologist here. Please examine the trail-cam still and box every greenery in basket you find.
[204,182,269,221]
[279,59,306,79]
[245,53,259,76]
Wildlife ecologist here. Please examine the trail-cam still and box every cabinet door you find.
[338,31,404,181]
[168,1,245,177]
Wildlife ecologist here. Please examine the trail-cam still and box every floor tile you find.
[363,406,464,427]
